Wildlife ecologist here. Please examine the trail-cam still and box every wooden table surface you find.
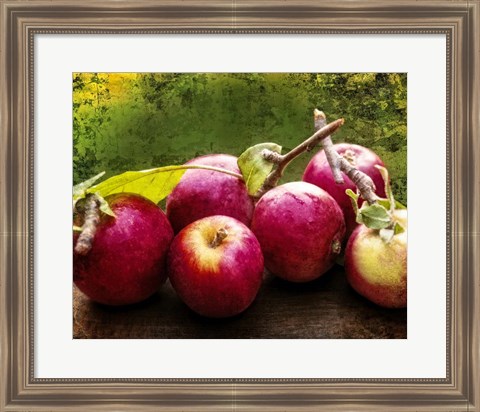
[73,264,407,339]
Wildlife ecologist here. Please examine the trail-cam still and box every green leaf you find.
[394,200,407,210]
[87,165,242,204]
[377,198,407,211]
[237,143,282,196]
[345,189,361,223]
[87,166,188,204]
[73,171,106,209]
[96,193,116,217]
[394,221,406,235]
[375,165,395,212]
[73,171,106,201]
[359,203,392,229]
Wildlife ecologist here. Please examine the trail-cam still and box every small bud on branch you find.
[261,149,283,163]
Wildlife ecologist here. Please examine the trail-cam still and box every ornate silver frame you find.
[1,1,478,410]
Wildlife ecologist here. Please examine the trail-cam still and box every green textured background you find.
[73,73,407,205]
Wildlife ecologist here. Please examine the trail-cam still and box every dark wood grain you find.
[73,265,407,339]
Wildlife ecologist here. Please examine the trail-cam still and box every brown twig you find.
[74,194,101,256]
[254,117,345,199]
[314,109,344,184]
[313,110,377,205]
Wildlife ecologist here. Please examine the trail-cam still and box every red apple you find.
[251,181,345,282]
[74,193,174,306]
[345,209,407,308]
[168,215,264,318]
[303,143,386,238]
[166,154,254,233]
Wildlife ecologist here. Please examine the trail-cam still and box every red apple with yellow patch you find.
[168,215,264,318]
[345,209,407,308]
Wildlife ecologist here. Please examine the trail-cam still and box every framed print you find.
[1,0,479,410]
[72,72,408,340]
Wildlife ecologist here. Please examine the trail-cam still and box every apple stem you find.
[254,117,345,199]
[314,110,378,205]
[331,239,342,255]
[74,193,100,255]
[210,228,228,248]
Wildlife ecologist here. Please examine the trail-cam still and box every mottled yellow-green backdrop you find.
[73,73,407,204]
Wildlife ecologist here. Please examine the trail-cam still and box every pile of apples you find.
[73,143,407,318]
